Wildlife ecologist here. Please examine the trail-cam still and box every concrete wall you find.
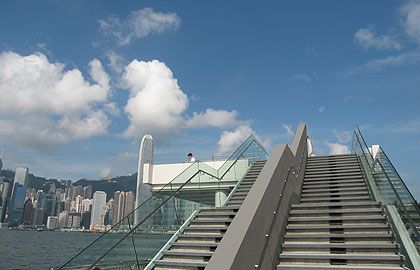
[206,124,307,270]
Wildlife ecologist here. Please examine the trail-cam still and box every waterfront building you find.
[35,190,45,209]
[90,191,106,231]
[83,185,92,199]
[31,207,43,226]
[68,212,81,228]
[58,211,68,228]
[81,211,91,229]
[8,183,26,226]
[81,199,93,213]
[47,216,58,230]
[112,191,134,226]
[22,198,33,225]
[0,180,10,223]
[43,192,56,224]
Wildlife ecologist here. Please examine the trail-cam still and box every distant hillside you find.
[74,174,137,200]
[0,169,137,200]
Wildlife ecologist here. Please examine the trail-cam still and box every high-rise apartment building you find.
[112,191,134,226]
[90,191,106,230]
[83,185,93,199]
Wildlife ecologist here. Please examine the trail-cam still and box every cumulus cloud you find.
[99,7,181,46]
[216,125,270,155]
[318,106,326,113]
[401,1,420,44]
[326,142,350,155]
[120,59,247,141]
[122,59,189,139]
[0,51,111,150]
[186,108,240,128]
[354,28,402,50]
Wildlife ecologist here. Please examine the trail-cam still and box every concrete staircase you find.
[153,160,266,270]
[277,154,409,270]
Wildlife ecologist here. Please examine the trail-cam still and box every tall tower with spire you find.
[134,134,154,225]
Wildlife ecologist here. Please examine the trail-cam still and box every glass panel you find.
[351,127,420,254]
[59,135,268,269]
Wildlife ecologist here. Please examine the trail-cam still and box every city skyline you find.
[0,0,419,201]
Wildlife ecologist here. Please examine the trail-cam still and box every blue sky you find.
[0,1,419,198]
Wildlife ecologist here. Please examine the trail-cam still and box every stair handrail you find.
[353,127,420,244]
[378,146,420,214]
[59,135,267,269]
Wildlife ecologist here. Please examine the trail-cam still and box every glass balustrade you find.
[58,135,267,270]
[352,127,420,254]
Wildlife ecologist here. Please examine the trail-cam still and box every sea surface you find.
[0,230,170,270]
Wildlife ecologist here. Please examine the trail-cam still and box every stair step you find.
[282,242,397,249]
[288,215,386,222]
[292,201,380,209]
[153,259,207,269]
[278,253,403,262]
[303,182,366,189]
[302,187,367,193]
[300,196,371,203]
[286,223,389,230]
[162,250,213,258]
[305,168,362,175]
[304,175,364,182]
[301,191,369,198]
[290,208,382,215]
[277,264,406,270]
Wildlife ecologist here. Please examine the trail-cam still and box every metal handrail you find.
[353,128,420,242]
[59,136,267,269]
[378,146,420,215]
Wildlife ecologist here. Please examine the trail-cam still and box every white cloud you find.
[290,73,311,82]
[106,51,126,74]
[216,125,270,155]
[0,51,111,150]
[318,106,326,113]
[354,28,402,50]
[186,108,240,128]
[333,130,353,144]
[99,7,181,46]
[341,51,420,77]
[282,124,294,137]
[290,72,317,82]
[99,167,112,179]
[122,59,189,139]
[326,142,350,155]
[104,102,121,117]
[401,1,420,44]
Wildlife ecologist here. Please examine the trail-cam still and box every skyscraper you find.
[134,134,153,225]
[112,191,134,226]
[90,191,106,230]
[0,146,4,173]
[8,183,26,226]
[0,180,10,223]
[14,166,28,188]
[22,198,33,225]
[83,185,93,199]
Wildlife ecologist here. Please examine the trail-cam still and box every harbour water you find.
[0,230,170,270]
